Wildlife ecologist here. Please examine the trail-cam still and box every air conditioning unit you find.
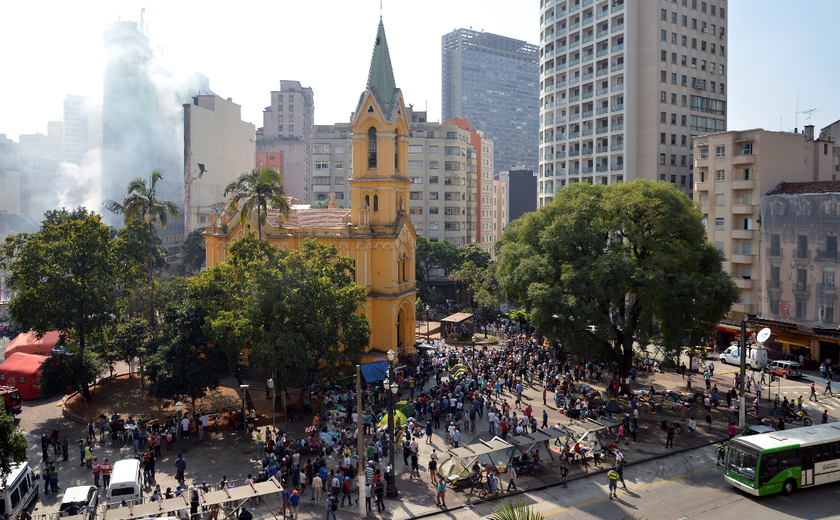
[702,28,707,33]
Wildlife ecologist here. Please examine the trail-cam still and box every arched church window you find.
[368,127,377,168]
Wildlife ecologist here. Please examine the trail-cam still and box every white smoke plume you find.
[53,148,103,212]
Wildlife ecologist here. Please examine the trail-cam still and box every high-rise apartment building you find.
[183,95,256,234]
[442,29,539,175]
[538,0,728,206]
[694,126,834,329]
[256,80,314,203]
[308,109,497,254]
[63,95,102,165]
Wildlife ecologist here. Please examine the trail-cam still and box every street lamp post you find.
[266,378,276,435]
[175,401,183,453]
[240,384,250,440]
[385,348,399,498]
[472,335,476,360]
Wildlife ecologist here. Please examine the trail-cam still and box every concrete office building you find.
[693,126,834,330]
[183,95,256,234]
[256,81,314,203]
[442,29,539,176]
[308,109,497,253]
[538,0,727,206]
[63,95,102,165]
[498,168,537,225]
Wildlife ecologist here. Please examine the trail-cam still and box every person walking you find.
[100,459,112,489]
[706,410,713,432]
[91,458,101,488]
[810,383,818,402]
[175,454,186,482]
[289,490,300,520]
[506,464,517,492]
[364,480,372,513]
[825,378,834,396]
[409,452,420,480]
[716,443,726,466]
[374,480,385,513]
[312,473,322,503]
[560,461,568,488]
[429,451,438,484]
[607,468,619,499]
[688,417,696,438]
[665,424,675,448]
[436,477,447,507]
[325,493,337,520]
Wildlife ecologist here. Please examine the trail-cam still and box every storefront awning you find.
[773,332,811,347]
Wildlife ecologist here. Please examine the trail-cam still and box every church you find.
[203,19,418,358]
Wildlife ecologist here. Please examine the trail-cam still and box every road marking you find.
[544,465,720,516]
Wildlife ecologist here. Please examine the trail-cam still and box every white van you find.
[719,346,768,370]
[59,485,98,520]
[1,463,38,520]
[106,460,142,505]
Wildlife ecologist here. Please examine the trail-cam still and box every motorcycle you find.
[784,408,813,426]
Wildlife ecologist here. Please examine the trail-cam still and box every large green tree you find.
[496,180,739,384]
[224,166,291,240]
[178,227,206,275]
[0,409,27,481]
[0,214,134,400]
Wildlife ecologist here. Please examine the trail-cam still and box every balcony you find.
[596,105,608,114]
[793,248,810,260]
[597,10,609,20]
[733,154,755,165]
[611,63,624,72]
[582,128,593,136]
[731,179,755,190]
[766,280,782,291]
[558,62,567,70]
[731,303,758,314]
[570,41,580,49]
[596,146,608,153]
[569,95,581,102]
[570,3,580,12]
[582,91,593,99]
[570,77,580,85]
[582,166,594,173]
[596,126,608,134]
[583,0,593,5]
[766,247,783,259]
[569,149,581,156]
[730,254,755,265]
[569,168,580,175]
[582,72,593,80]
[596,68,608,76]
[570,113,580,121]
[557,168,567,175]
[735,278,754,290]
[557,136,567,143]
[545,50,556,58]
[597,29,609,38]
[582,110,593,118]
[611,103,624,111]
[583,16,594,25]
[694,181,709,192]
[542,153,554,160]
[612,24,625,33]
[610,143,624,151]
[612,3,624,13]
[582,147,593,155]
[557,115,567,122]
[557,27,567,36]
[611,124,624,131]
[543,170,555,177]
[731,204,755,214]
[557,80,567,88]
[596,164,609,172]
[570,58,580,66]
[611,44,624,52]
[611,83,624,91]
[610,162,624,171]
[583,54,594,62]
[583,34,594,44]
[731,229,756,240]
[557,45,568,53]
[597,48,608,57]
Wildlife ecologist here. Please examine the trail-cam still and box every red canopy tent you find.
[5,331,61,359]
[0,352,48,400]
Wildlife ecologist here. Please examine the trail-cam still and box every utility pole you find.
[739,315,748,428]
[356,366,365,518]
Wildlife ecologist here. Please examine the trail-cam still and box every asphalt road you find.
[455,444,840,520]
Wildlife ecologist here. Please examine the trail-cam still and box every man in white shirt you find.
[488,411,496,434]
[181,416,191,439]
[409,438,418,455]
[452,429,461,448]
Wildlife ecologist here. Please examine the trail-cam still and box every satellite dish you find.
[757,328,772,344]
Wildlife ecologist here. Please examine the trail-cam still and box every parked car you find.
[735,425,776,439]
[768,360,802,379]
[59,485,98,520]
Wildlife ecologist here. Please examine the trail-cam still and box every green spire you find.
[366,18,397,116]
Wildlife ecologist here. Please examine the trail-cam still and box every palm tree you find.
[104,170,180,329]
[223,166,291,240]
[488,499,545,520]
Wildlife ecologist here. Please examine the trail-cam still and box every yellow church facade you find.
[203,19,417,357]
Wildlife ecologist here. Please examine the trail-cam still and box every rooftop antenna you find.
[380,0,383,18]
[140,7,145,34]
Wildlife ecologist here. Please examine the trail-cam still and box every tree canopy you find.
[224,166,291,240]
[0,409,27,481]
[496,180,739,376]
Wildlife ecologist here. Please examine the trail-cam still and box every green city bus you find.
[725,423,840,496]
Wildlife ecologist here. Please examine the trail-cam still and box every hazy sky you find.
[1,0,838,142]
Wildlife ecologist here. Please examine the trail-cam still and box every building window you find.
[715,170,725,181]
[410,208,423,215]
[335,161,344,169]
[334,177,344,186]
[823,268,835,288]
[716,145,726,157]
[428,222,439,230]
[796,300,807,320]
[313,176,330,186]
[429,192,439,200]
[660,133,667,144]
[409,160,424,169]
[429,161,439,169]
[429,207,438,214]
[671,154,677,165]
[314,161,330,171]
[368,127,377,168]
[409,192,422,200]
[408,145,424,154]
[312,144,330,155]
[409,176,423,184]
[821,301,835,324]
[716,193,725,205]
[715,218,725,230]
[661,29,667,41]
[429,176,439,184]
[660,153,666,165]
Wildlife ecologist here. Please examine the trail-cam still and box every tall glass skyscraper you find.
[442,29,539,175]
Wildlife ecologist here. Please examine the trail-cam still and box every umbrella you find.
[450,363,468,378]
[395,401,416,418]
[378,411,408,428]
